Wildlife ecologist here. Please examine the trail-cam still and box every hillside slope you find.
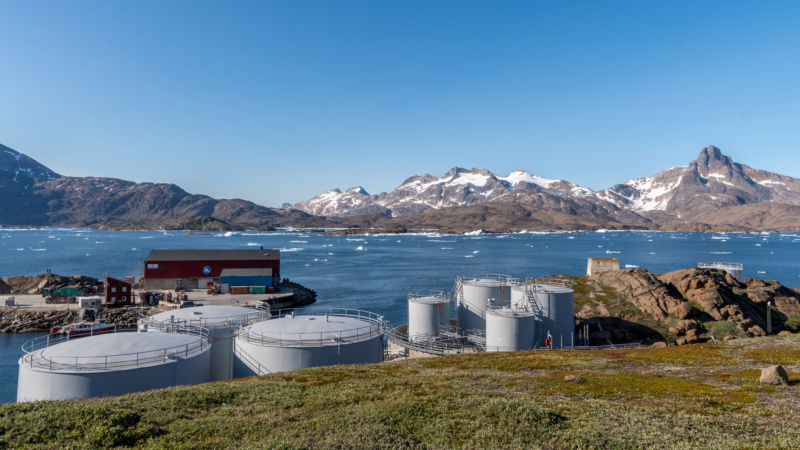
[1,336,798,447]
[0,144,334,229]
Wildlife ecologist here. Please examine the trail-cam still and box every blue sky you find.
[1,1,799,206]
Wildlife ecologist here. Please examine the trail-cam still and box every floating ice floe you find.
[246,242,260,246]
[355,246,365,251]
[290,241,308,243]
[280,247,303,252]
[625,264,639,268]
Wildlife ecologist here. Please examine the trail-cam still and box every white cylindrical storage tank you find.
[530,283,574,348]
[510,284,528,309]
[18,331,210,402]
[234,309,385,377]
[147,305,267,381]
[408,292,449,342]
[485,307,536,352]
[457,275,517,334]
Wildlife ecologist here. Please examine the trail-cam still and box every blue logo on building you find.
[202,266,212,275]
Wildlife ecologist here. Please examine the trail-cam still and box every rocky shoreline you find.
[0,276,319,333]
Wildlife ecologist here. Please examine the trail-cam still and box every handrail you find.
[21,326,210,372]
[233,341,272,376]
[698,262,743,270]
[146,306,270,328]
[458,274,520,287]
[408,291,449,302]
[521,277,574,290]
[237,308,388,348]
[385,324,485,356]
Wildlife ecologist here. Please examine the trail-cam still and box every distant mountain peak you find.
[345,186,369,195]
[693,145,737,176]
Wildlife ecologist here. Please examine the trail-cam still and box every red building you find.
[105,276,133,308]
[143,249,281,290]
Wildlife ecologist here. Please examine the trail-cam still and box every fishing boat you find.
[49,318,116,337]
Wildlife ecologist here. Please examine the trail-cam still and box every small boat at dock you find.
[49,318,116,337]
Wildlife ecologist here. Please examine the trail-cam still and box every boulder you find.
[650,341,668,348]
[777,330,793,336]
[760,365,789,386]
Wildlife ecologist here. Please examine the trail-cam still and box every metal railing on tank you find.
[455,274,520,288]
[386,323,486,356]
[521,276,574,290]
[145,304,270,331]
[21,326,211,372]
[236,308,388,348]
[408,291,449,302]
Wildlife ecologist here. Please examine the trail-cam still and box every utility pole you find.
[767,301,773,335]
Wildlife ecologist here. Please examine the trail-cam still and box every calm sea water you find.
[2,227,800,402]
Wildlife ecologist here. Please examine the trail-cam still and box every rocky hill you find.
[572,267,800,345]
[0,144,335,229]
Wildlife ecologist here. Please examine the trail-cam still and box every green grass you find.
[2,336,800,448]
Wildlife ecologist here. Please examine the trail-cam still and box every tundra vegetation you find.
[1,335,798,448]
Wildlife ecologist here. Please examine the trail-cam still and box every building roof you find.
[145,249,280,261]
[220,268,273,277]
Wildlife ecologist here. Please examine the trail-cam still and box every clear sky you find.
[1,1,799,206]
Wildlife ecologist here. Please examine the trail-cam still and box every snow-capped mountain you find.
[290,187,388,217]
[292,167,593,217]
[595,146,800,221]
[291,145,800,231]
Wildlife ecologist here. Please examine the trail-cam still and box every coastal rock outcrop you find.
[575,266,800,346]
[586,269,692,322]
[658,269,766,336]
[0,274,99,295]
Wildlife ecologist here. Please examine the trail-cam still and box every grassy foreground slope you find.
[2,336,800,448]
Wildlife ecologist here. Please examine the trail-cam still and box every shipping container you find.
[248,286,266,295]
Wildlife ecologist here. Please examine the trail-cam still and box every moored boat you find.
[49,318,116,337]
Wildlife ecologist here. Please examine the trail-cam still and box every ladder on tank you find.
[520,286,545,350]
[450,276,487,322]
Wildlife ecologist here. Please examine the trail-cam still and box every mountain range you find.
[290,145,800,232]
[2,143,800,232]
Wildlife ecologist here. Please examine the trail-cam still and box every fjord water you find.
[2,228,799,403]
